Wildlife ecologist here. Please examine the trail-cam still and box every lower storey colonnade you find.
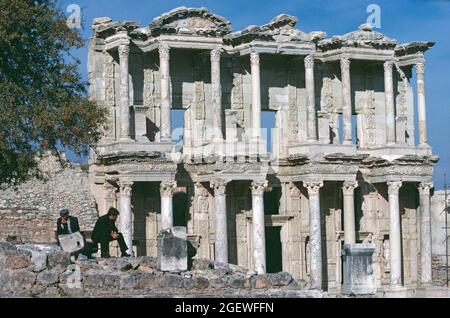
[105,178,433,290]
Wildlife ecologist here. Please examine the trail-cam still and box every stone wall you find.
[0,242,326,298]
[0,157,99,243]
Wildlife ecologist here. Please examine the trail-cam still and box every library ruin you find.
[86,7,438,292]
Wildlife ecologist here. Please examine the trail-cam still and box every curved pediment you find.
[149,7,232,37]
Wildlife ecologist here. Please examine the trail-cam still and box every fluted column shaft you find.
[118,44,132,140]
[305,180,324,289]
[250,52,261,140]
[159,45,171,142]
[387,181,402,287]
[384,61,396,145]
[419,181,433,285]
[342,181,358,244]
[211,49,223,140]
[340,57,353,144]
[251,180,267,274]
[416,62,428,145]
[160,181,176,230]
[305,55,317,141]
[118,180,133,255]
[212,180,228,264]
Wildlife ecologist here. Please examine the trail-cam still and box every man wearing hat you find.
[56,208,80,236]
[92,207,131,258]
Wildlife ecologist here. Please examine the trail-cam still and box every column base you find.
[118,137,134,143]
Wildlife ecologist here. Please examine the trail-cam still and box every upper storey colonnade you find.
[88,7,434,157]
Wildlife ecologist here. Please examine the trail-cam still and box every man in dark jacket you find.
[92,207,130,258]
[56,208,80,235]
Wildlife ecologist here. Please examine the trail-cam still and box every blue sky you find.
[60,0,450,189]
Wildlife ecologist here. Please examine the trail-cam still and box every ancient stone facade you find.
[87,7,438,292]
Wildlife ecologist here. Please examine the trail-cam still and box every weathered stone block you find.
[37,270,60,286]
[157,227,187,272]
[267,272,293,286]
[0,250,32,269]
[195,276,209,289]
[47,250,71,270]
[341,243,376,296]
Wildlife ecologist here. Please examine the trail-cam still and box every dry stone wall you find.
[0,242,327,298]
[0,157,98,243]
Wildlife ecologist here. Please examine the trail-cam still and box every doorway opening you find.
[265,226,283,273]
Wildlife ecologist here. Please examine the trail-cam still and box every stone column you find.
[118,180,133,255]
[251,180,268,274]
[304,180,324,289]
[211,49,223,140]
[118,44,132,141]
[305,55,317,142]
[211,180,228,264]
[418,181,433,285]
[384,61,396,145]
[416,62,428,146]
[250,52,261,140]
[387,181,403,287]
[340,57,353,144]
[159,45,171,142]
[342,181,358,244]
[160,181,176,230]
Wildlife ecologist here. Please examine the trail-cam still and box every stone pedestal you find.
[342,244,376,296]
[157,227,188,272]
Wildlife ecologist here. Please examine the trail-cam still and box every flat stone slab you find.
[341,243,376,296]
[157,227,187,272]
[58,232,84,254]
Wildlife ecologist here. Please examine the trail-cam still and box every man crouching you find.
[92,207,131,258]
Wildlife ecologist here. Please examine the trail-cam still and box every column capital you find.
[418,181,433,195]
[118,180,133,197]
[340,56,350,70]
[304,180,324,195]
[342,181,358,195]
[383,60,394,72]
[250,52,260,66]
[210,49,222,63]
[118,44,130,59]
[304,54,315,69]
[104,182,118,197]
[416,62,425,75]
[160,180,177,196]
[158,45,170,60]
[211,179,228,196]
[387,181,402,195]
[251,180,268,196]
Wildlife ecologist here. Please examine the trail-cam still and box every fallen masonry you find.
[0,242,328,298]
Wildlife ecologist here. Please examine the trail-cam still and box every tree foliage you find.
[0,0,106,184]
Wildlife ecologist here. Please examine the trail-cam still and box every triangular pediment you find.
[149,7,232,37]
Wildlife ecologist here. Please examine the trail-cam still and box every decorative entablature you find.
[317,23,397,62]
[275,153,366,182]
[395,41,435,66]
[224,14,324,56]
[359,155,439,183]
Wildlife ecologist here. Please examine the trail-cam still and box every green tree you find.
[0,0,106,185]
